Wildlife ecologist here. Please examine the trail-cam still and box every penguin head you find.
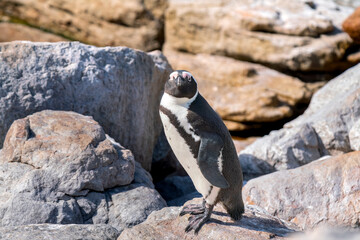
[165,70,198,99]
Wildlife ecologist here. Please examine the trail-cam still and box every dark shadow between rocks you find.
[239,153,276,177]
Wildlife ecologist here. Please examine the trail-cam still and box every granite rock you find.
[240,63,360,175]
[243,152,360,230]
[0,224,120,240]
[0,111,166,232]
[119,198,298,240]
[0,41,172,170]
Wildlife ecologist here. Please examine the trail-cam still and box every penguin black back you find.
[188,93,244,219]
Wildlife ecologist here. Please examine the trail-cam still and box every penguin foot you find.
[179,204,205,216]
[180,199,206,216]
[184,204,214,234]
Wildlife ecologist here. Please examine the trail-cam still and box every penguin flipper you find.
[197,132,229,189]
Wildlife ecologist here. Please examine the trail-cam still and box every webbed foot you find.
[184,202,214,234]
[179,199,206,216]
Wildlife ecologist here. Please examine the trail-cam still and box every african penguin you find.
[159,70,244,234]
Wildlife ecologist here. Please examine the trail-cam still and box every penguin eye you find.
[187,77,192,82]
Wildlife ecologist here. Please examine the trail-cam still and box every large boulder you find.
[0,224,120,240]
[164,49,321,131]
[0,110,166,232]
[0,0,167,50]
[165,0,357,74]
[243,152,360,230]
[0,41,172,170]
[0,22,68,43]
[240,63,360,175]
[119,198,298,239]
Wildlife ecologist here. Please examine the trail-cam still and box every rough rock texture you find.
[243,152,360,230]
[2,110,135,193]
[0,224,120,240]
[349,119,360,151]
[290,227,360,240]
[0,22,68,42]
[164,49,321,131]
[0,41,172,170]
[0,111,166,231]
[240,63,360,175]
[0,0,167,50]
[119,198,298,240]
[343,7,360,44]
[165,0,356,73]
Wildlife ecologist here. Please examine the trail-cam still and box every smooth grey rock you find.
[0,224,120,240]
[240,63,360,175]
[243,152,360,230]
[0,111,166,232]
[0,41,172,171]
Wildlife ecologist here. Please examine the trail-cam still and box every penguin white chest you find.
[159,109,199,173]
[159,95,221,205]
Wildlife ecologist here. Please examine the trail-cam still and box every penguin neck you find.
[161,91,199,109]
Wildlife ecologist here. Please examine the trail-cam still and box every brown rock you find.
[0,22,67,42]
[165,0,355,72]
[347,50,360,63]
[0,0,167,50]
[243,152,360,230]
[118,198,298,239]
[164,49,320,130]
[343,7,360,44]
[1,110,135,193]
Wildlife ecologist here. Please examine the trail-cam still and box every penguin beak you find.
[175,76,186,86]
[175,76,181,85]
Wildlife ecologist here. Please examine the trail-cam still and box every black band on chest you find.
[160,105,199,158]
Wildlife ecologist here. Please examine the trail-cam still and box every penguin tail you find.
[222,195,245,221]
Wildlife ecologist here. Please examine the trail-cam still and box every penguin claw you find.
[184,214,209,235]
[184,203,214,235]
